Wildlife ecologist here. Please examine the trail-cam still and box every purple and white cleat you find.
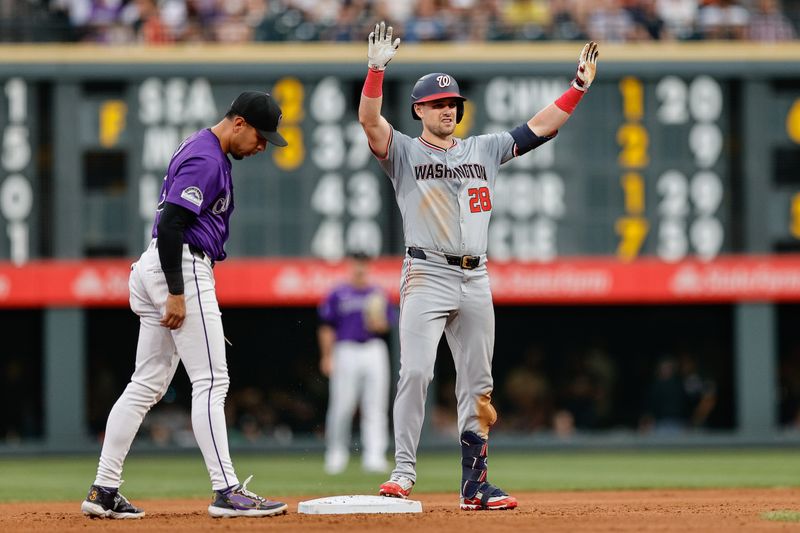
[208,475,287,518]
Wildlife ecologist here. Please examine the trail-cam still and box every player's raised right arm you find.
[359,21,399,159]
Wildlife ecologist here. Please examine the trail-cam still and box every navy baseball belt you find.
[407,247,481,270]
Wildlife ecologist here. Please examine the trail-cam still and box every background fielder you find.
[318,252,396,475]
[358,22,598,510]
[81,91,289,519]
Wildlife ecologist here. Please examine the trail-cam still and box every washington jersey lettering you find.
[378,129,517,256]
[413,163,488,181]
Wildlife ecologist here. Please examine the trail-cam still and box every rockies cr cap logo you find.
[436,75,451,88]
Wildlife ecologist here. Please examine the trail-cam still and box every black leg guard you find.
[460,431,488,499]
[460,431,514,509]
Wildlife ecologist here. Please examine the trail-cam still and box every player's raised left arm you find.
[359,21,400,159]
[528,41,599,137]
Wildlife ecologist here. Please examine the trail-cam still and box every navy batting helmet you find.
[410,73,466,123]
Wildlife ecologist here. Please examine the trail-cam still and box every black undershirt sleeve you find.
[157,202,198,295]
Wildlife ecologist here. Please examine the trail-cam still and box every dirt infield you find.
[3,489,799,532]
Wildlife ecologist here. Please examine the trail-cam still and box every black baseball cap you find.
[229,91,288,147]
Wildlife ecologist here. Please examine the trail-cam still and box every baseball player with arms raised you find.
[81,91,289,519]
[359,22,598,510]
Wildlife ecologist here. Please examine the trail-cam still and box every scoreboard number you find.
[272,77,305,171]
[1,78,32,264]
[791,192,800,239]
[787,98,800,144]
[689,124,723,169]
[308,77,383,260]
[656,76,689,124]
[655,76,725,262]
[616,76,650,261]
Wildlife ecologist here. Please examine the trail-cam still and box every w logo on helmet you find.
[436,75,451,88]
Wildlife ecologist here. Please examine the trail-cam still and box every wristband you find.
[363,68,384,98]
[554,85,585,114]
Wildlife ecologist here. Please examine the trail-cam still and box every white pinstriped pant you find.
[93,241,239,491]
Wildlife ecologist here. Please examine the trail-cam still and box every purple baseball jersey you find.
[319,284,396,343]
[152,129,234,261]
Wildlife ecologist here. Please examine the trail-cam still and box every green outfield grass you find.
[762,510,800,522]
[0,449,798,502]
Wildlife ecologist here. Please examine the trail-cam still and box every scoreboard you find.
[99,70,752,261]
[460,72,731,263]
[0,44,798,287]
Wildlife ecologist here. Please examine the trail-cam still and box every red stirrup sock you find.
[363,68,384,98]
[554,85,585,114]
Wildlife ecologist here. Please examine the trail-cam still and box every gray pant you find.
[392,255,497,482]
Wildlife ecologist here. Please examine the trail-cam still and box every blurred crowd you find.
[433,344,723,439]
[5,327,800,445]
[134,385,321,448]
[1,0,797,44]
[103,344,727,448]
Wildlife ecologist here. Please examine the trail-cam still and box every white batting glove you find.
[572,41,599,91]
[368,21,400,71]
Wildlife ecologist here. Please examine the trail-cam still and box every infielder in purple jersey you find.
[318,252,397,475]
[82,91,289,520]
[359,22,599,510]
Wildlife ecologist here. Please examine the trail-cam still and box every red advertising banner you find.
[1,255,800,308]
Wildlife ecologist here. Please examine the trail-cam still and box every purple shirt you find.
[152,129,234,261]
[319,284,395,343]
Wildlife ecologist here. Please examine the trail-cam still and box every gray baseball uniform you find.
[377,128,538,481]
